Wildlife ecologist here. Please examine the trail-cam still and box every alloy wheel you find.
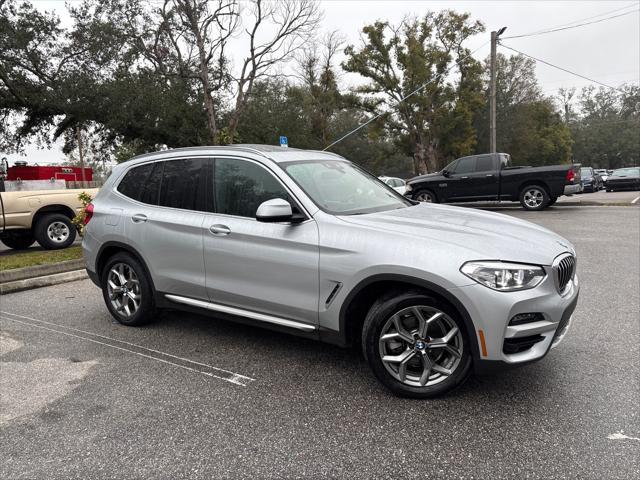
[415,192,433,203]
[47,221,70,244]
[107,263,141,318]
[523,188,544,208]
[378,305,464,387]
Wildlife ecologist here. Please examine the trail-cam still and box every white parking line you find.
[631,196,640,204]
[0,311,255,387]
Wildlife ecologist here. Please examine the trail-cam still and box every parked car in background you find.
[605,167,640,191]
[379,176,407,194]
[82,145,579,398]
[594,169,610,186]
[0,187,99,250]
[405,153,581,211]
[579,167,602,193]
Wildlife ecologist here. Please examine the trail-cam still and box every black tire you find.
[34,213,76,250]
[606,189,612,192]
[362,290,472,398]
[547,197,558,206]
[100,252,156,326]
[1,232,35,250]
[519,185,550,211]
[413,189,438,203]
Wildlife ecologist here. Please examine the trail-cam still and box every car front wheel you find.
[414,189,437,203]
[362,290,472,398]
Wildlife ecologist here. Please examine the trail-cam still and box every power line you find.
[498,42,628,93]
[323,41,491,151]
[503,3,638,39]
[502,8,639,39]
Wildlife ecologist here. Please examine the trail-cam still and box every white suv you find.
[83,145,579,398]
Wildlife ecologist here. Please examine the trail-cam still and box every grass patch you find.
[0,246,83,271]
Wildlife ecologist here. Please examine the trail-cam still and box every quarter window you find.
[158,158,209,212]
[214,158,291,218]
[117,163,155,202]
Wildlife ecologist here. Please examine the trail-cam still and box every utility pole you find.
[76,126,87,188]
[490,27,507,153]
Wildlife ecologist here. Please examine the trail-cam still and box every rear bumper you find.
[564,184,582,195]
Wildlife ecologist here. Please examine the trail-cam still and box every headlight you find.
[460,261,546,291]
[405,184,413,192]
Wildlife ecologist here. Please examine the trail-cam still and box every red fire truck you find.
[6,161,93,182]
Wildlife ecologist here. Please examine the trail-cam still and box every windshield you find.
[282,160,412,215]
[580,168,592,177]
[611,167,640,177]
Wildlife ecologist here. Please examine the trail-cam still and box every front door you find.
[203,157,320,327]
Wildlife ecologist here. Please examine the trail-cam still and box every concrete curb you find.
[0,259,86,283]
[0,270,88,295]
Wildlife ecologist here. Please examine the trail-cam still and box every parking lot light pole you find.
[490,27,507,153]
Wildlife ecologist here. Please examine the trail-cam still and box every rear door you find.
[203,157,319,327]
[121,158,211,300]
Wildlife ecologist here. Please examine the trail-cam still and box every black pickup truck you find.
[405,153,581,211]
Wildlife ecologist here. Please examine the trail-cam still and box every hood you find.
[339,203,574,266]
[407,172,442,183]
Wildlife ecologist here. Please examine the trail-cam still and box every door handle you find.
[486,174,495,177]
[209,224,231,236]
[131,213,148,223]
[461,176,469,180]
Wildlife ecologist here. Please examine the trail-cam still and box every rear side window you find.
[214,158,291,218]
[139,162,163,205]
[158,158,209,212]
[117,163,154,202]
[475,156,494,172]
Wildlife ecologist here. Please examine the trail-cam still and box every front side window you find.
[283,160,410,215]
[158,158,209,212]
[454,157,475,174]
[214,158,291,218]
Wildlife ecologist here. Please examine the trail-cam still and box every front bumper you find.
[450,269,579,368]
[564,184,582,195]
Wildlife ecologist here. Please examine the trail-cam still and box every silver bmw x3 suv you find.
[83,145,579,398]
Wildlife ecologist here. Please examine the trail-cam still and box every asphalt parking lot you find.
[1,206,638,479]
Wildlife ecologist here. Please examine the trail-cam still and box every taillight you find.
[84,203,94,225]
[566,169,575,183]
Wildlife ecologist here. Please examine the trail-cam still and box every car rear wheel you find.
[101,252,156,326]
[34,213,76,250]
[519,185,549,211]
[1,232,35,250]
[414,189,437,203]
[362,290,472,398]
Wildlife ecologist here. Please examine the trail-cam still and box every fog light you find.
[509,312,544,326]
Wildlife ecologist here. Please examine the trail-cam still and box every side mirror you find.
[256,198,294,223]
[442,170,451,178]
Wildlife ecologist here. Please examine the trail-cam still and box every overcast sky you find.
[6,0,640,164]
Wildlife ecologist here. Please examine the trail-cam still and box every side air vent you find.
[325,282,343,307]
